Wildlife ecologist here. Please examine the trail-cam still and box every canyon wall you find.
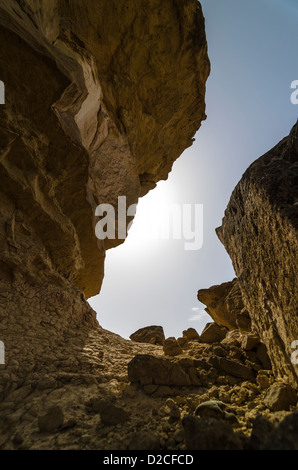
[211,123,297,386]
[0,0,297,451]
[0,0,209,402]
[0,0,210,299]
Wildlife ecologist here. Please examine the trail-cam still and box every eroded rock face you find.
[0,0,211,450]
[198,278,250,330]
[0,0,209,397]
[216,122,298,386]
[0,0,210,299]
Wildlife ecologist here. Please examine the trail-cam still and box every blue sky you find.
[89,0,298,339]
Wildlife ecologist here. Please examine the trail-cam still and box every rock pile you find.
[0,320,297,450]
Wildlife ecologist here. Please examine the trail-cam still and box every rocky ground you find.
[0,320,297,450]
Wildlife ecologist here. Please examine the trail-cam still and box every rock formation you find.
[0,0,297,452]
[198,278,251,331]
[216,122,298,387]
[0,0,210,299]
[130,326,165,345]
[0,0,209,389]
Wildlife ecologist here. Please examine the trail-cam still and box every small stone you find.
[256,371,272,389]
[122,385,137,398]
[36,375,57,390]
[100,402,130,425]
[250,415,275,450]
[221,329,242,347]
[177,337,188,347]
[163,337,182,356]
[38,405,64,433]
[182,415,243,450]
[165,398,176,408]
[174,427,185,443]
[195,400,227,420]
[12,433,23,446]
[166,437,176,448]
[128,430,160,450]
[182,328,200,341]
[241,332,260,350]
[263,382,297,411]
[263,412,298,450]
[200,323,227,344]
[143,384,158,394]
[153,385,174,397]
[195,400,237,423]
[217,357,255,381]
[169,405,180,420]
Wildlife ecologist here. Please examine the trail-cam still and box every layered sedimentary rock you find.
[0,0,213,450]
[197,278,250,330]
[0,0,296,453]
[0,0,209,381]
[0,0,210,299]
[216,122,298,386]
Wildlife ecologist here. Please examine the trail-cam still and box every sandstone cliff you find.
[0,0,214,451]
[0,0,210,298]
[216,122,298,387]
[0,0,297,452]
[197,278,250,331]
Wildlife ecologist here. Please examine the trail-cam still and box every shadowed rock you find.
[216,122,298,386]
[130,326,165,345]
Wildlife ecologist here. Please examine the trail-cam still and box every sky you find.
[89,0,298,340]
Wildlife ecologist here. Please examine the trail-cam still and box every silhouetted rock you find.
[263,382,297,411]
[217,122,298,386]
[130,326,165,345]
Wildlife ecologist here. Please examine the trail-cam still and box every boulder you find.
[200,323,228,343]
[263,382,297,411]
[182,328,200,341]
[198,278,246,330]
[127,354,194,387]
[220,358,255,381]
[195,400,237,423]
[163,337,183,356]
[182,415,243,450]
[130,326,165,345]
[38,406,64,433]
[263,412,298,450]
